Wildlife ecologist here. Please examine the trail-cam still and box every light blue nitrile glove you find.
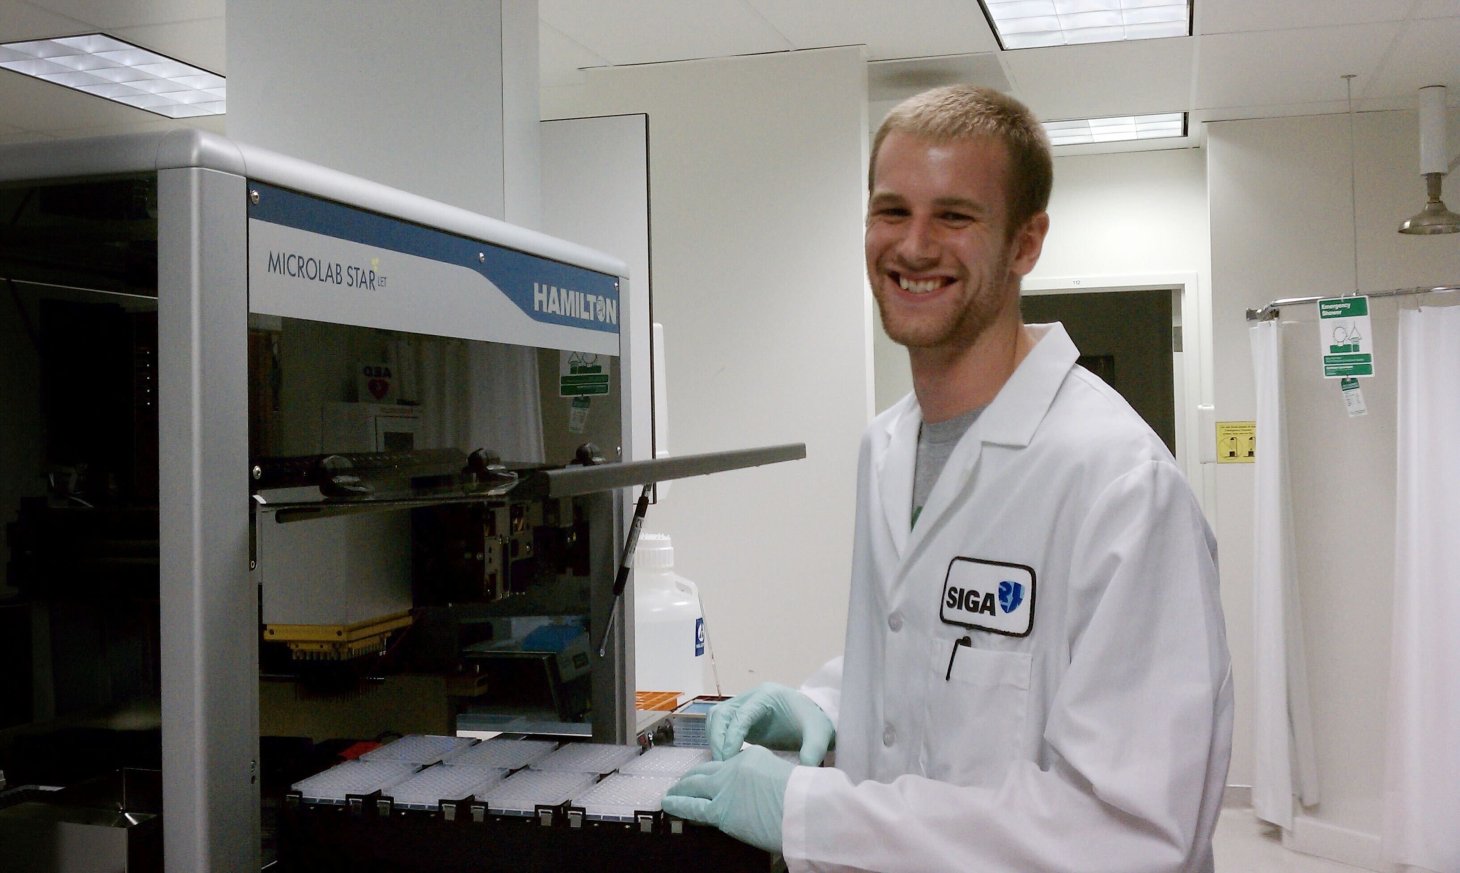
[707,682,834,765]
[661,744,794,854]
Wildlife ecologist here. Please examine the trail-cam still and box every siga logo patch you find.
[940,557,1035,637]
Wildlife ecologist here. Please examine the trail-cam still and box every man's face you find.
[865,130,1038,353]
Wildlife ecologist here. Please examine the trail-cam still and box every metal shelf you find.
[517,443,806,499]
[252,443,806,523]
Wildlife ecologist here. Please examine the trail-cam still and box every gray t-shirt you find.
[911,406,984,528]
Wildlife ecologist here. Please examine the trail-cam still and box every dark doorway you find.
[1021,288,1176,454]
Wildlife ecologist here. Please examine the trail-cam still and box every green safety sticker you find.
[1318,296,1374,379]
[560,352,611,397]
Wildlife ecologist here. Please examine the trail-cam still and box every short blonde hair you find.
[870,85,1053,234]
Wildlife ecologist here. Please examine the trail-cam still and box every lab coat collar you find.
[975,322,1078,448]
[873,322,1079,559]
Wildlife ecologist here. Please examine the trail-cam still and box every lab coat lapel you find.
[874,395,921,559]
[903,324,1080,552]
[974,323,1079,448]
[904,430,984,560]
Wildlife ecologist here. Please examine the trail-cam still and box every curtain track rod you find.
[1246,285,1460,322]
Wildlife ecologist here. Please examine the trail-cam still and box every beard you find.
[874,246,1014,352]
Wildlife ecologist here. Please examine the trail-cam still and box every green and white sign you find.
[1340,376,1368,417]
[560,352,611,397]
[1318,296,1374,378]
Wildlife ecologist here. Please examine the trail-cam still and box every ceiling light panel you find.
[981,0,1190,49]
[0,34,225,119]
[1042,112,1186,145]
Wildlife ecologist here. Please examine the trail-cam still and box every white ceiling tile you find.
[110,17,226,73]
[1003,37,1194,120]
[1411,0,1460,17]
[1196,23,1403,111]
[0,130,54,143]
[868,53,1011,102]
[746,0,999,59]
[1199,0,1410,35]
[539,0,792,67]
[1366,17,1460,99]
[1,0,1457,150]
[1190,90,1419,131]
[22,0,224,31]
[1195,100,1347,125]
[539,21,612,87]
[2,1,91,40]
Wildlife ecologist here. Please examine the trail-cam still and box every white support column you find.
[501,0,543,229]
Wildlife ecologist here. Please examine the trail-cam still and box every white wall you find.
[1036,148,1211,281]
[227,0,540,222]
[542,47,872,691]
[1209,109,1460,865]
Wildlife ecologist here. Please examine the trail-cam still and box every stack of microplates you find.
[290,736,715,822]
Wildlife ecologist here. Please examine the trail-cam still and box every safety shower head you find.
[1399,85,1460,235]
[1398,174,1460,235]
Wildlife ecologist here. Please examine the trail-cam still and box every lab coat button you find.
[882,725,896,746]
[888,612,903,632]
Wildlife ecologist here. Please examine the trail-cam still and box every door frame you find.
[1023,271,1213,521]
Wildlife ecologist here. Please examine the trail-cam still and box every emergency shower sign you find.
[1318,296,1374,378]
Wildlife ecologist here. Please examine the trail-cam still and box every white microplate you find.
[445,738,557,771]
[617,746,710,778]
[385,765,508,811]
[529,743,639,775]
[291,760,419,805]
[478,769,598,816]
[667,700,716,747]
[361,734,477,765]
[572,774,679,821]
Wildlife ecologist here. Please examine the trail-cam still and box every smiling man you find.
[663,85,1233,873]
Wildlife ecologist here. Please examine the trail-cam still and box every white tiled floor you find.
[1215,808,1370,872]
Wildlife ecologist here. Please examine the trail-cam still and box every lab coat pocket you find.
[922,643,1032,787]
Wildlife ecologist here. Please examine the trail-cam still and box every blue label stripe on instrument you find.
[247,181,619,334]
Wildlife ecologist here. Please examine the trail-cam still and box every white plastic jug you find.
[632,533,707,700]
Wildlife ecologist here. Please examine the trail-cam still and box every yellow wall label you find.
[1217,421,1256,464]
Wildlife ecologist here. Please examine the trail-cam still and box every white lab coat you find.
[783,323,1233,873]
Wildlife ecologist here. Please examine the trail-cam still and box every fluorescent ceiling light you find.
[0,34,224,119]
[1042,112,1186,146]
[979,0,1190,49]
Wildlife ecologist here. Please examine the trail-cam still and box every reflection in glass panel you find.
[250,315,621,738]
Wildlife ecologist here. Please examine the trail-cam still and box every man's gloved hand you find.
[661,744,795,854]
[708,682,834,765]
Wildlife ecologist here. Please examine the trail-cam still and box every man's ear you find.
[1009,211,1050,278]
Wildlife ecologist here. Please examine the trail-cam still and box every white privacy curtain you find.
[402,337,546,464]
[1248,321,1320,829]
[466,342,546,465]
[1382,305,1460,872]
